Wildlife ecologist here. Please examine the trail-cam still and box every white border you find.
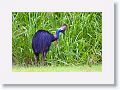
[0,0,114,84]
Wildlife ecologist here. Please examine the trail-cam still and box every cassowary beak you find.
[60,24,67,35]
[61,30,65,35]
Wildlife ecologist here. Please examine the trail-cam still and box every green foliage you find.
[12,12,102,66]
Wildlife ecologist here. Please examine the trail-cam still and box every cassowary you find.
[32,24,67,65]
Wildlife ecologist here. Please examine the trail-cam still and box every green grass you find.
[13,64,102,72]
[12,12,102,66]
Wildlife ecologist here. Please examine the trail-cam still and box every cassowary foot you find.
[34,55,39,66]
[41,61,45,66]
[34,60,39,66]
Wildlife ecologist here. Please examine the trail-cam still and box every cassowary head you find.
[56,24,67,36]
[59,24,67,35]
[54,24,67,44]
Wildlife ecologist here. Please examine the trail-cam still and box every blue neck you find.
[55,29,61,40]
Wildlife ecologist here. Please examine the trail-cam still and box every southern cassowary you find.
[32,24,67,65]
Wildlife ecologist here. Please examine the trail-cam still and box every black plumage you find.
[32,30,54,53]
[32,30,55,65]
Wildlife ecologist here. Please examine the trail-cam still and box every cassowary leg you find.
[34,53,39,65]
[42,52,46,65]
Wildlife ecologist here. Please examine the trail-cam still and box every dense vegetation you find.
[12,12,102,67]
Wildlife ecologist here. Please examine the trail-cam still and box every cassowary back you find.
[32,30,54,54]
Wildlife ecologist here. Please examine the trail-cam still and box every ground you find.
[12,64,102,72]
